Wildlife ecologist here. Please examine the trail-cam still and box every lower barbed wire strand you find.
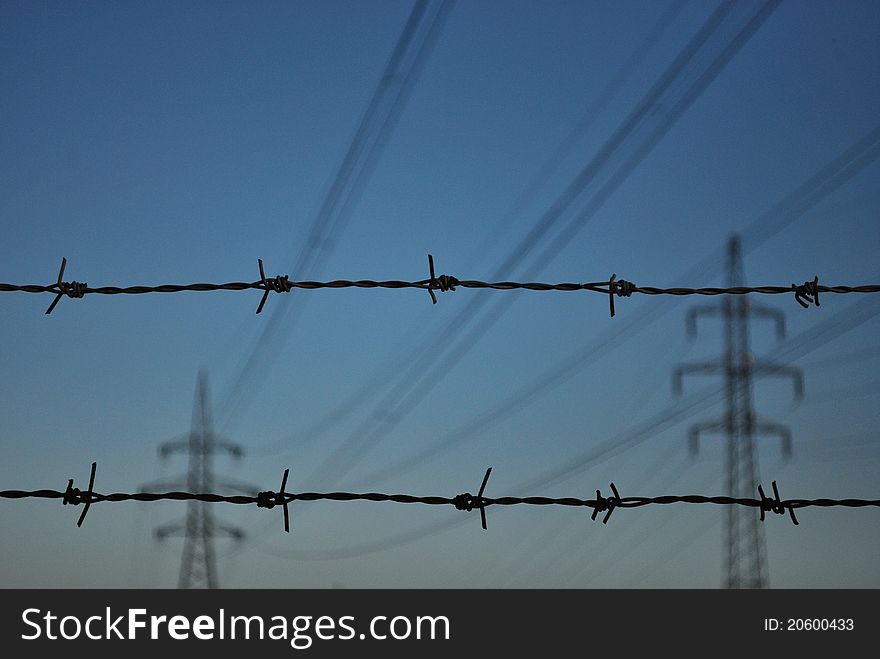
[2,487,878,513]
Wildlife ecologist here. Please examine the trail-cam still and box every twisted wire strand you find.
[6,489,878,509]
[3,467,878,532]
[1,256,877,315]
[4,281,877,297]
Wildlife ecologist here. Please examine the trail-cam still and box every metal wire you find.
[3,463,877,532]
[2,256,878,316]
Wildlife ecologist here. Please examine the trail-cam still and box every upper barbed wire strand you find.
[1,257,876,316]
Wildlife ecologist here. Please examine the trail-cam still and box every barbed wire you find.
[2,256,879,317]
[2,463,878,532]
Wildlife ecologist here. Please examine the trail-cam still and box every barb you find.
[44,258,87,315]
[257,468,291,532]
[591,482,622,524]
[61,462,97,527]
[758,481,798,525]
[3,465,877,531]
[255,259,293,315]
[607,275,636,318]
[2,258,878,316]
[426,254,458,304]
[792,276,820,309]
[452,467,492,530]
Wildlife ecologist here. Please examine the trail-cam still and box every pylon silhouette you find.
[674,235,803,588]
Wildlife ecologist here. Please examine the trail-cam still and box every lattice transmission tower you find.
[674,235,803,588]
[141,371,250,588]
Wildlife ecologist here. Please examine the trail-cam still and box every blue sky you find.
[1,0,878,588]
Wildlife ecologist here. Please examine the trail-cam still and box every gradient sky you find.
[1,0,878,588]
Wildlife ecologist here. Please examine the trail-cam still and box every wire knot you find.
[267,275,292,294]
[792,276,820,309]
[426,254,458,304]
[607,274,635,318]
[60,280,87,299]
[63,481,84,506]
[434,273,459,293]
[256,490,283,509]
[591,483,621,524]
[757,481,798,525]
[452,493,475,511]
[256,259,293,314]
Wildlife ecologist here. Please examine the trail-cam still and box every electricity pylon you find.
[142,371,252,588]
[674,235,803,588]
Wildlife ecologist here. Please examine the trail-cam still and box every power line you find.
[299,0,785,487]
[465,132,880,584]
[262,0,698,457]
[350,122,880,486]
[264,119,880,467]
[463,0,687,266]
